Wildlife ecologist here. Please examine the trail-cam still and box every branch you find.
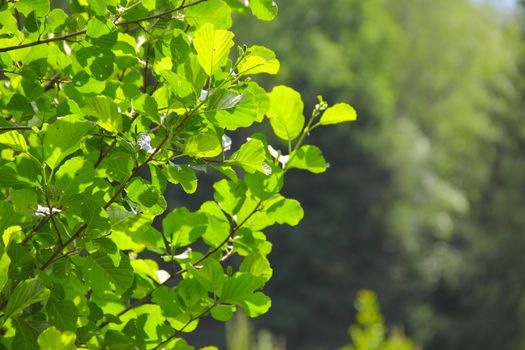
[0,0,209,53]
[0,126,32,132]
[103,132,169,209]
[153,303,216,350]
[97,201,263,328]
[0,30,87,53]
[39,224,87,270]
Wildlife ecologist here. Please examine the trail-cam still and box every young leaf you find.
[319,103,357,125]
[0,131,28,152]
[227,138,266,173]
[210,305,235,321]
[37,327,76,350]
[194,23,235,76]
[266,197,304,226]
[249,0,278,21]
[238,45,280,75]
[184,131,222,158]
[267,86,304,141]
[287,145,327,173]
[185,0,233,29]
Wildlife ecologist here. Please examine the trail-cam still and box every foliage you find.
[226,312,284,350]
[0,1,356,349]
[340,290,415,350]
[231,1,519,349]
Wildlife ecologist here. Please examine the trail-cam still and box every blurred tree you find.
[341,290,415,350]
[231,1,520,349]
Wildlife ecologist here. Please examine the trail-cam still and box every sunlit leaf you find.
[319,103,357,125]
[267,86,304,141]
[194,23,235,76]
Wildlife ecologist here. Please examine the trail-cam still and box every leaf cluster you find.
[0,0,356,348]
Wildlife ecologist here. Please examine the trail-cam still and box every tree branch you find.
[0,0,209,53]
[97,201,263,328]
[39,224,87,270]
[153,303,216,350]
[0,126,32,132]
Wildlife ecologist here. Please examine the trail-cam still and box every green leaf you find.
[0,250,11,291]
[200,204,230,247]
[15,0,50,17]
[4,277,50,319]
[188,259,225,292]
[160,71,194,98]
[266,197,304,226]
[184,130,222,158]
[162,207,207,248]
[126,178,167,215]
[45,298,79,332]
[287,145,327,173]
[164,163,198,194]
[12,318,39,350]
[105,330,136,350]
[80,251,134,297]
[84,96,122,133]
[220,273,270,317]
[0,131,28,152]
[74,196,111,232]
[240,253,273,282]
[185,0,232,29]
[249,0,278,21]
[0,164,36,189]
[86,17,115,38]
[55,157,96,204]
[267,86,304,141]
[46,8,68,31]
[194,23,235,76]
[238,45,280,75]
[213,179,246,216]
[227,138,266,173]
[37,327,76,350]
[319,103,357,125]
[210,305,235,321]
[206,89,259,130]
[43,115,93,169]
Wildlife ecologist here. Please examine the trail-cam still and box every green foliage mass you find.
[231,1,522,349]
[0,1,355,348]
[341,290,415,350]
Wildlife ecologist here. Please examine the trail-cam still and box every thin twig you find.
[103,132,170,209]
[0,0,209,53]
[97,201,263,329]
[153,304,215,349]
[39,224,87,270]
[0,126,32,132]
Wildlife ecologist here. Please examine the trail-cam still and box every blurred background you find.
[193,0,525,349]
